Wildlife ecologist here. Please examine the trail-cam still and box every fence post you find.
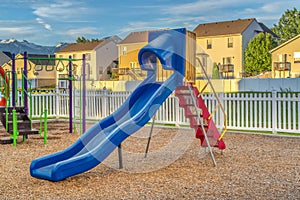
[272,90,277,134]
[55,86,60,120]
[219,92,225,129]
[175,95,180,127]
[102,88,108,117]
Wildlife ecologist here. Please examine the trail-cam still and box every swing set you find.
[24,52,88,135]
[0,52,87,145]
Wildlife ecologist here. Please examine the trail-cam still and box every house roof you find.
[258,23,279,38]
[193,18,257,37]
[57,40,106,53]
[26,54,55,65]
[56,35,122,53]
[119,31,149,44]
[119,29,169,44]
[0,51,12,66]
[270,34,300,53]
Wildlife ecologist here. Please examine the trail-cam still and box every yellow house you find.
[270,34,300,78]
[193,18,276,79]
[2,53,56,88]
[117,31,149,80]
[55,36,121,89]
[117,29,196,82]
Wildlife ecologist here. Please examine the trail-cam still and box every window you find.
[277,54,287,62]
[122,46,127,55]
[86,53,91,61]
[207,39,212,49]
[227,37,233,48]
[59,80,67,89]
[199,56,207,73]
[294,52,300,63]
[223,57,232,64]
[130,62,136,69]
[72,54,77,59]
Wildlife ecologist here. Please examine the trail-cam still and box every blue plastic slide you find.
[30,28,187,181]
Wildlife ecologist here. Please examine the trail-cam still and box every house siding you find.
[196,34,243,78]
[195,19,268,79]
[96,41,118,80]
[271,35,300,78]
[118,42,147,70]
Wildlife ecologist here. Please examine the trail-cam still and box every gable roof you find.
[193,18,256,37]
[0,51,12,66]
[57,40,106,53]
[119,31,149,44]
[258,23,279,38]
[26,54,55,65]
[270,34,300,53]
[119,29,169,45]
[57,35,122,53]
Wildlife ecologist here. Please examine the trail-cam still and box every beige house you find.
[270,34,300,78]
[55,36,121,88]
[193,18,276,79]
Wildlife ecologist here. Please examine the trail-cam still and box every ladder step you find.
[18,129,39,135]
[0,137,13,144]
[0,107,25,113]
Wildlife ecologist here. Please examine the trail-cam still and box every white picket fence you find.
[26,89,300,134]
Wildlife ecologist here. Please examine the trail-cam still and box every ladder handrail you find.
[196,57,227,140]
[187,84,217,167]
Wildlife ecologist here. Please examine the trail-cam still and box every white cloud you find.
[64,27,101,38]
[161,0,242,15]
[36,18,52,31]
[32,1,89,22]
[159,0,300,28]
[0,27,32,33]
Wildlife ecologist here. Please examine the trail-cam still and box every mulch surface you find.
[0,122,299,199]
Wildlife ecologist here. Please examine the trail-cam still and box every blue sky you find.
[0,0,299,46]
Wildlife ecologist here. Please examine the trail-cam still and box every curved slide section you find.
[30,72,180,181]
[30,28,187,181]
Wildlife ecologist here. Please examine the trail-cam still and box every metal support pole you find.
[12,109,18,146]
[68,56,73,133]
[12,54,16,107]
[44,109,47,144]
[118,144,123,169]
[24,52,28,115]
[144,116,156,158]
[82,54,86,134]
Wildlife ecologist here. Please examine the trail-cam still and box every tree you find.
[272,7,300,44]
[244,33,277,76]
[76,36,88,43]
[76,36,100,43]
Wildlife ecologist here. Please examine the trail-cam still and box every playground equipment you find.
[0,66,9,106]
[30,28,226,181]
[0,51,87,145]
[26,54,87,135]
[0,55,48,146]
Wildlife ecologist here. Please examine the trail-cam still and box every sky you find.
[0,0,299,46]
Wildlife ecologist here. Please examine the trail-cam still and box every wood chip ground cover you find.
[0,122,299,199]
